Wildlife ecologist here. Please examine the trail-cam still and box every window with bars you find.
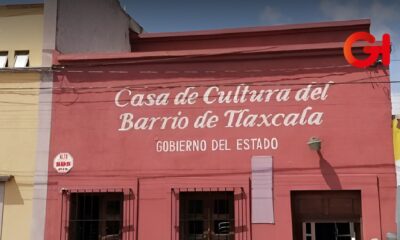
[61,189,134,240]
[68,192,123,240]
[179,191,235,240]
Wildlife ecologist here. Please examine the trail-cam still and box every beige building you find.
[0,4,44,240]
[0,1,142,239]
[0,4,43,68]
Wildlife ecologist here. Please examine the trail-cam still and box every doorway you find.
[291,190,362,240]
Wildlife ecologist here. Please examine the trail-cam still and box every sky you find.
[1,0,400,112]
[122,0,400,115]
[122,1,400,87]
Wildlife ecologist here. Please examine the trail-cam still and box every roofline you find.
[129,18,144,34]
[56,19,372,66]
[137,19,370,39]
[0,67,51,73]
[55,42,375,66]
[0,3,43,9]
[115,0,144,34]
[0,175,12,182]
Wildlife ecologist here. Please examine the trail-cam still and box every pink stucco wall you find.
[44,20,396,240]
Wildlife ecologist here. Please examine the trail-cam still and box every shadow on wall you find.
[318,151,342,190]
[4,177,24,205]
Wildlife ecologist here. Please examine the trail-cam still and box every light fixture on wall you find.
[307,137,321,151]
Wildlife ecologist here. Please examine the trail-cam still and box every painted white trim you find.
[30,0,58,237]
[396,161,400,186]
[41,0,57,68]
[302,222,315,240]
[30,72,53,240]
[350,222,355,240]
[392,93,400,115]
[0,182,5,239]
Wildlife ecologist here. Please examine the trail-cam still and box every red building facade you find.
[44,20,396,240]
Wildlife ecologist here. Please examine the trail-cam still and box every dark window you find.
[180,192,234,240]
[0,52,8,68]
[189,200,203,214]
[14,50,29,68]
[68,192,123,240]
[214,199,229,214]
[302,222,358,240]
[189,220,204,235]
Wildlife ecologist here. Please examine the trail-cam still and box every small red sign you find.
[53,153,74,174]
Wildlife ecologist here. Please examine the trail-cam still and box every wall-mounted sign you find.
[113,82,334,153]
[53,153,74,174]
[115,82,334,132]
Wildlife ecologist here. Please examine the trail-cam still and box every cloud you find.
[369,1,399,36]
[319,0,362,20]
[259,5,290,25]
[319,0,400,95]
[319,0,399,36]
[319,0,400,60]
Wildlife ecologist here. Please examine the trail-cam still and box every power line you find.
[0,82,395,106]
[0,74,394,92]
[0,60,392,90]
